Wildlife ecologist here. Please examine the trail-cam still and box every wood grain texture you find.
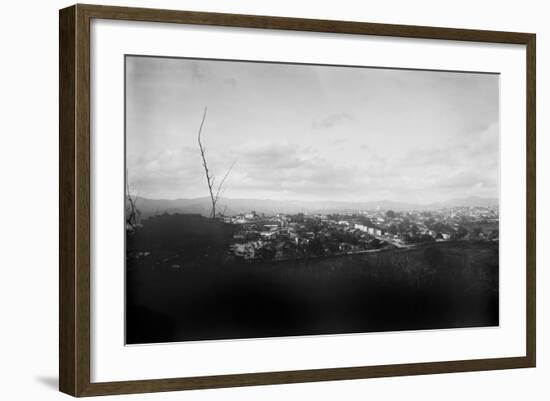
[75,4,92,396]
[79,357,533,397]
[78,3,533,43]
[59,3,536,397]
[525,35,536,367]
[59,5,76,396]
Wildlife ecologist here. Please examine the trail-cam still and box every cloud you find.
[127,146,205,198]
[223,77,237,87]
[312,113,354,129]
[396,121,499,183]
[227,143,360,199]
[235,143,308,170]
[190,62,208,83]
[126,56,499,203]
[434,170,497,192]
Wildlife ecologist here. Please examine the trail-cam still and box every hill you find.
[130,196,498,218]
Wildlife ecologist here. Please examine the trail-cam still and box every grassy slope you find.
[126,215,498,344]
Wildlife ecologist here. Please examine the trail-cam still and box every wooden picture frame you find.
[59,3,536,397]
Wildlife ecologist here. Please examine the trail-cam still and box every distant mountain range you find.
[131,196,498,218]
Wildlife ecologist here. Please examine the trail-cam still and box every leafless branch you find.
[197,107,217,218]
[126,168,141,228]
[197,106,236,219]
[215,159,237,200]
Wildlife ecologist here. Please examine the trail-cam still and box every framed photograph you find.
[59,4,536,397]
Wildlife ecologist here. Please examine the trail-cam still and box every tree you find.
[387,224,398,235]
[419,234,435,243]
[358,215,372,226]
[291,213,305,223]
[197,107,235,219]
[386,210,396,219]
[398,218,410,233]
[307,238,325,257]
[125,168,141,230]
[453,226,468,240]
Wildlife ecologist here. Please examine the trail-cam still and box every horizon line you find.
[131,194,499,205]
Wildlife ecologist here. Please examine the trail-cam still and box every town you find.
[224,206,499,262]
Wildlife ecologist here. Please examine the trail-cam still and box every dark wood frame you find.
[59,3,536,397]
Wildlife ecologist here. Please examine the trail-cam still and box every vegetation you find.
[196,107,235,218]
[126,214,498,344]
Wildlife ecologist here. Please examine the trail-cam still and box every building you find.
[244,211,258,220]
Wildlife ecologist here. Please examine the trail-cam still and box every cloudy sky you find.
[126,55,499,204]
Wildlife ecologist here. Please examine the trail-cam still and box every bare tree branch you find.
[215,159,237,201]
[126,168,140,229]
[197,106,217,218]
[197,106,237,219]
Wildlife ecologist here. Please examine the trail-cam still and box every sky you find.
[126,55,499,204]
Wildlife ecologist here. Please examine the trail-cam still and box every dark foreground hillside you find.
[126,214,498,344]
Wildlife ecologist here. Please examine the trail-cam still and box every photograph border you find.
[59,3,536,396]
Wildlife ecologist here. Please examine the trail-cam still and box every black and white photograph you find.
[125,55,500,345]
